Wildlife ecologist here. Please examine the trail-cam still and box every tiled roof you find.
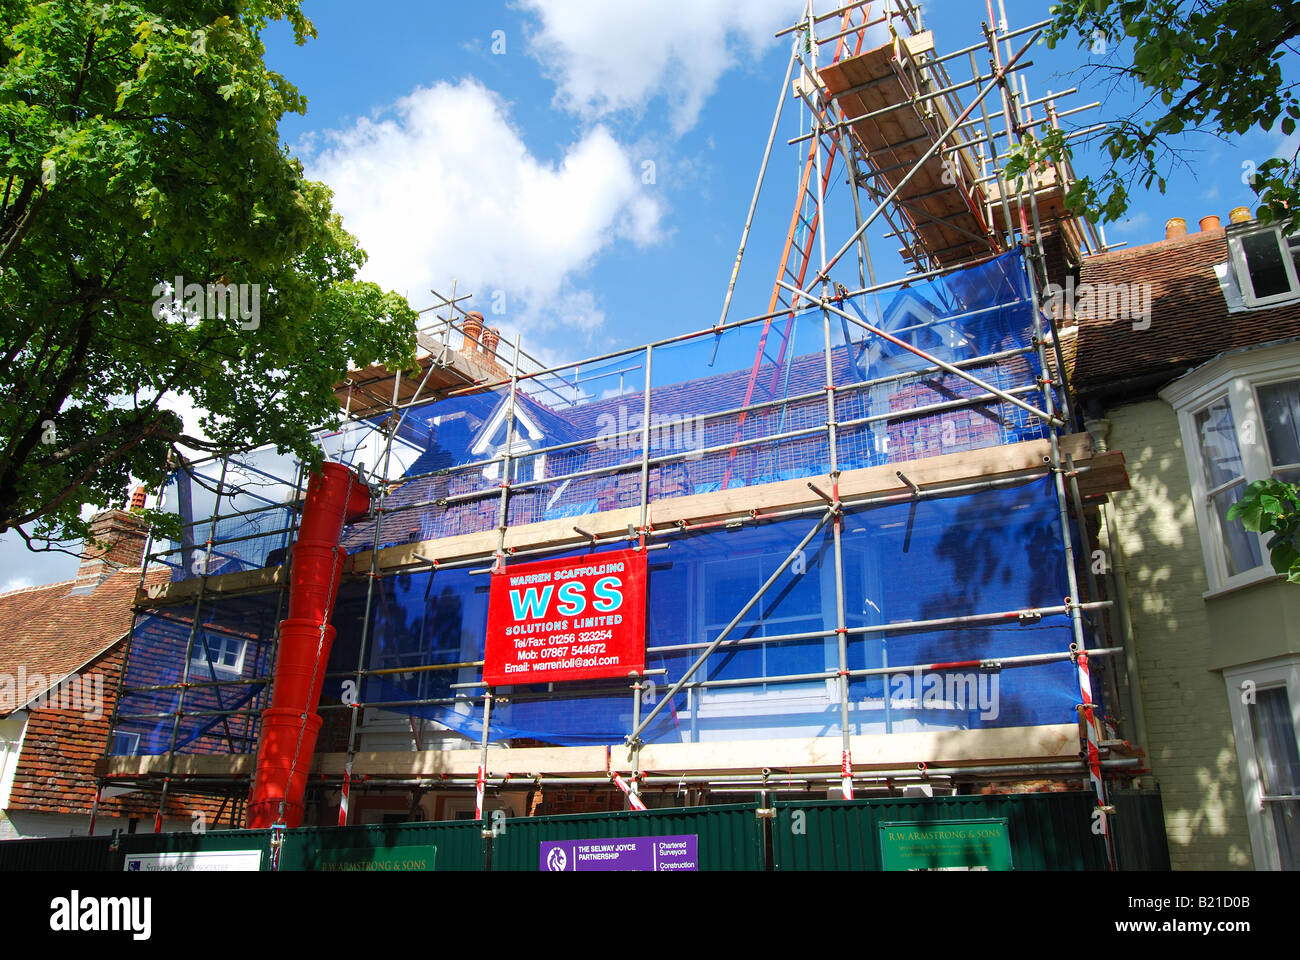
[1070,229,1300,398]
[0,568,164,709]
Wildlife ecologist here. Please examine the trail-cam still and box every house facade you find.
[1071,211,1300,870]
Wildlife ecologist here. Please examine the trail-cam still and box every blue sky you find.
[2,0,1296,591]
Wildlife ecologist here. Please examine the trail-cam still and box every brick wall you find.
[1104,400,1254,869]
[532,786,623,817]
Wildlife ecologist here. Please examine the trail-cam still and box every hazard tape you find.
[338,761,351,827]
[612,773,648,811]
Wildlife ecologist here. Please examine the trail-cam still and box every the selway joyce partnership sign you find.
[483,548,647,686]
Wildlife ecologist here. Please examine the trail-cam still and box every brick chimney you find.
[73,491,150,591]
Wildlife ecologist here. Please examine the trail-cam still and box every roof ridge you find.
[0,566,149,599]
[1082,230,1225,265]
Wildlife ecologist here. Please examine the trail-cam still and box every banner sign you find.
[484,548,647,686]
[316,844,438,872]
[878,819,1013,871]
[540,835,698,872]
[124,850,262,872]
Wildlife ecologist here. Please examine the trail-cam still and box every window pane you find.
[1210,483,1263,575]
[1242,231,1292,300]
[1249,687,1300,869]
[1259,380,1300,468]
[1195,399,1244,489]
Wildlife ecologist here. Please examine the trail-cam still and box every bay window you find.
[1163,342,1300,593]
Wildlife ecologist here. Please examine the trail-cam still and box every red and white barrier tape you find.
[338,762,351,827]
[612,773,648,811]
[841,749,855,800]
[1076,651,1109,828]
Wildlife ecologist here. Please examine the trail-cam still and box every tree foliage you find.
[1005,0,1300,228]
[1228,479,1300,582]
[0,1,418,553]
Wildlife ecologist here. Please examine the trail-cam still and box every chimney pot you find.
[1165,217,1187,240]
[1229,206,1252,224]
[129,486,147,511]
[462,312,484,354]
[1199,215,1222,233]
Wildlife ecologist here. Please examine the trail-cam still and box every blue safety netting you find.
[115,473,1089,755]
[154,250,1052,580]
[318,473,1086,746]
[111,594,279,755]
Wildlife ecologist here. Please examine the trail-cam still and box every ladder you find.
[720,7,874,489]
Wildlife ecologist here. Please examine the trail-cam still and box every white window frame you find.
[189,631,248,679]
[1228,221,1300,309]
[694,551,834,710]
[0,712,28,810]
[1162,341,1300,595]
[1222,657,1300,871]
[110,729,141,758]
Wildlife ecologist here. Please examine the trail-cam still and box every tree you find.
[0,1,418,554]
[1006,0,1300,228]
[1027,2,1300,581]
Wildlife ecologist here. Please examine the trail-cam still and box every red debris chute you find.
[247,462,370,829]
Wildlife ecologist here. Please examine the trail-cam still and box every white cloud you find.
[301,79,664,344]
[516,0,805,133]
[1111,211,1151,235]
[1273,127,1300,163]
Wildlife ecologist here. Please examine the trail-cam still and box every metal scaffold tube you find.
[153,458,228,833]
[718,41,797,330]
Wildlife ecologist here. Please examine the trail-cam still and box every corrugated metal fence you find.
[0,789,1169,871]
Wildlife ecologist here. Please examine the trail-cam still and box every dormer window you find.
[471,401,547,485]
[1229,222,1300,308]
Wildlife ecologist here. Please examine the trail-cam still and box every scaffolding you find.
[97,1,1145,867]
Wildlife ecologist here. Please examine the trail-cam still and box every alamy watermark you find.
[151,275,260,330]
[50,891,150,940]
[0,667,104,720]
[1041,276,1152,331]
[595,405,707,459]
[883,667,1000,721]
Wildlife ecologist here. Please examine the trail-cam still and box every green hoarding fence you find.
[1111,786,1172,871]
[770,789,1170,870]
[0,834,119,871]
[114,819,487,872]
[1,789,1169,871]
[772,793,1111,870]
